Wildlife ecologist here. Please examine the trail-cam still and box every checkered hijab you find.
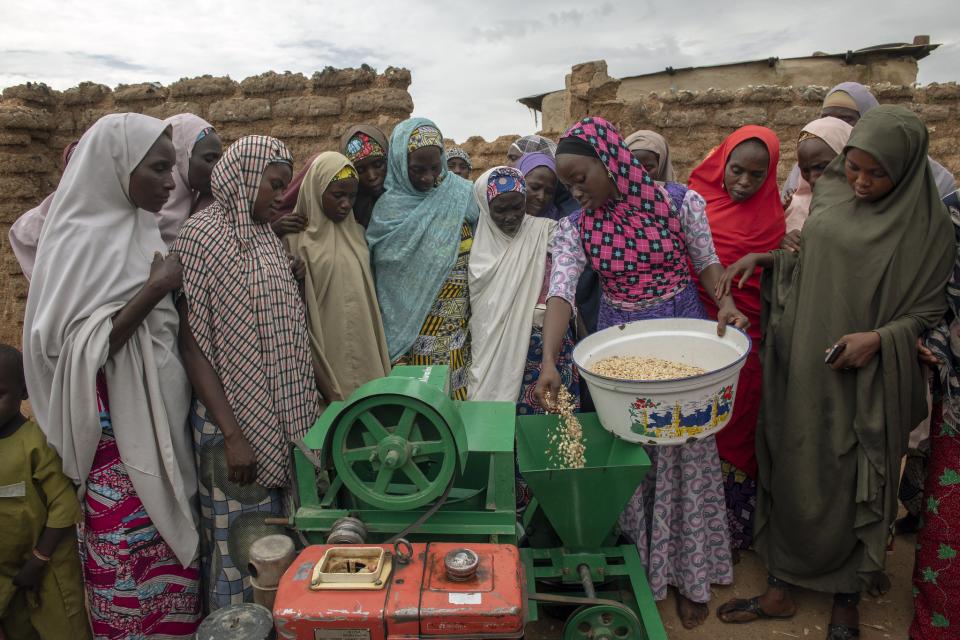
[560,116,689,304]
[174,135,320,488]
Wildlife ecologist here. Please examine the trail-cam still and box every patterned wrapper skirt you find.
[191,400,288,611]
[912,401,960,639]
[515,325,580,512]
[606,286,734,603]
[721,461,757,550]
[399,222,473,400]
[82,377,201,639]
[516,325,579,415]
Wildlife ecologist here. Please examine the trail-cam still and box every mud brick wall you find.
[0,66,413,347]
[459,61,960,186]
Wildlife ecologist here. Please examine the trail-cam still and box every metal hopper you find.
[516,413,650,549]
[516,413,667,640]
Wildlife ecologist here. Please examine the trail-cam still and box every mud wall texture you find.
[459,61,960,185]
[2,61,959,347]
[0,66,413,346]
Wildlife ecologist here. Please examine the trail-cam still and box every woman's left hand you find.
[716,301,750,337]
[917,336,942,367]
[780,229,802,253]
[288,255,306,281]
[829,331,881,370]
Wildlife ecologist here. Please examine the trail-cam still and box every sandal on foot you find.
[826,623,860,639]
[867,572,891,597]
[716,598,795,624]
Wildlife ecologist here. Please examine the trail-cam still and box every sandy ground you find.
[526,533,916,639]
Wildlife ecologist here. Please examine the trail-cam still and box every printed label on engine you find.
[314,630,371,640]
[448,592,482,605]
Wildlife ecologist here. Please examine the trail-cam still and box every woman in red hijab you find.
[688,126,786,553]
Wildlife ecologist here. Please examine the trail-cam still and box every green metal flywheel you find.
[330,393,457,510]
[563,604,643,640]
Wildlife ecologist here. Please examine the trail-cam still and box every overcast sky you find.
[1,1,956,141]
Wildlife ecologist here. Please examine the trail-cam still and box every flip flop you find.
[716,597,795,624]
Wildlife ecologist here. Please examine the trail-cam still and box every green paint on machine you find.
[291,365,518,544]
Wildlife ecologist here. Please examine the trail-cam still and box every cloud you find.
[1,50,149,72]
[470,21,538,43]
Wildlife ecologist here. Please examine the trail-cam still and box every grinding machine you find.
[271,365,668,639]
[289,365,518,543]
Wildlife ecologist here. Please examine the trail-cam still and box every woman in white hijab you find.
[467,165,580,412]
[9,114,221,281]
[154,113,221,245]
[468,165,579,511]
[23,113,201,637]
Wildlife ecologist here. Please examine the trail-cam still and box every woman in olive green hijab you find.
[714,106,954,640]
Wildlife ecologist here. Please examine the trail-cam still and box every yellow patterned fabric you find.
[407,125,443,152]
[332,165,358,182]
[396,222,473,399]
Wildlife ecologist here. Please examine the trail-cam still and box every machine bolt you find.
[369,452,378,462]
[562,568,570,576]
[384,450,400,467]
[411,446,420,455]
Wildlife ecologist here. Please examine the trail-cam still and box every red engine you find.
[273,542,525,639]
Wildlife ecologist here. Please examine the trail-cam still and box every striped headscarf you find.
[446,146,472,168]
[173,135,320,488]
[510,134,557,159]
[823,82,880,115]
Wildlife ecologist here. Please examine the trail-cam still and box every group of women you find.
[8,80,959,640]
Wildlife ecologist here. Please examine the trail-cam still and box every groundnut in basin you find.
[573,318,751,445]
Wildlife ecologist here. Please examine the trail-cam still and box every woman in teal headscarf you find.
[366,117,478,399]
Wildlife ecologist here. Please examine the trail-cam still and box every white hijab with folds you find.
[23,113,197,566]
[155,113,214,246]
[467,167,555,402]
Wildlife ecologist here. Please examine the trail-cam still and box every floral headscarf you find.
[345,131,386,163]
[408,125,443,151]
[486,166,525,201]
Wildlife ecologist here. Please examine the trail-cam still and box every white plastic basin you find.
[573,318,751,446]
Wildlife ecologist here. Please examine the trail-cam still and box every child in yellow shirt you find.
[0,344,90,639]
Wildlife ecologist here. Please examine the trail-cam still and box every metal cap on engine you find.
[326,517,368,545]
[444,548,479,581]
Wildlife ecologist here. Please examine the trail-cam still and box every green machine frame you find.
[291,366,517,543]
